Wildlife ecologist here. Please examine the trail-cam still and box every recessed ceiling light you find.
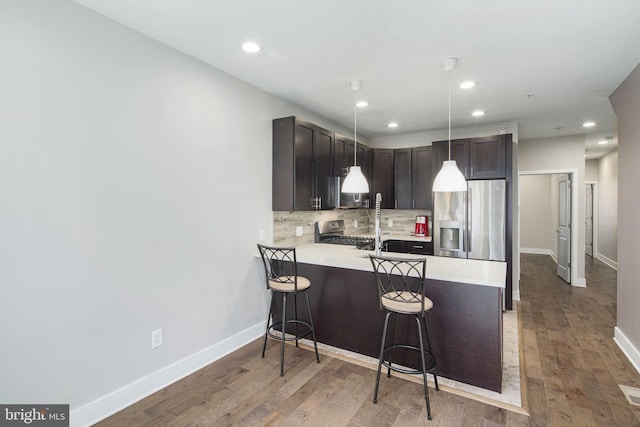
[242,41,261,53]
[356,100,368,108]
[583,121,596,128]
[472,110,485,117]
[598,140,608,145]
[388,122,399,128]
[460,81,475,89]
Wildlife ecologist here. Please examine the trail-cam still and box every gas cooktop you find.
[315,220,374,249]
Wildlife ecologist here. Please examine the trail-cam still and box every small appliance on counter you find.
[414,215,428,237]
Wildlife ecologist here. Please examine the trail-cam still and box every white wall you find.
[0,1,357,424]
[598,150,618,265]
[585,159,599,182]
[610,63,640,373]
[519,175,553,252]
[518,135,586,285]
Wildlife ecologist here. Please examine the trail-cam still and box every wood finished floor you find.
[95,255,640,426]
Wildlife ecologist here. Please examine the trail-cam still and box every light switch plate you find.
[295,226,303,236]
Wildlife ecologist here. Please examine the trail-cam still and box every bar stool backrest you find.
[369,255,428,315]
[257,244,299,291]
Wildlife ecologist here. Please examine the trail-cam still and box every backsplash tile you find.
[273,209,432,247]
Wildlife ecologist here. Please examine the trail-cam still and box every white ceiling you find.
[73,0,640,159]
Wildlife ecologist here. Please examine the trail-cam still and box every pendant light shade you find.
[342,166,369,193]
[342,80,370,194]
[432,160,467,192]
[433,58,467,193]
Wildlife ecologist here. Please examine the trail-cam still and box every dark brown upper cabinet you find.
[393,148,412,208]
[272,117,335,211]
[433,135,507,180]
[371,149,395,209]
[411,146,434,210]
[469,135,506,179]
[392,146,433,210]
[333,134,348,177]
[433,139,470,178]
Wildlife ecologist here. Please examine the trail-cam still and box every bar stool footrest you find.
[381,344,437,375]
[267,320,314,342]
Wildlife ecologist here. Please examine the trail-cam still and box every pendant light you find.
[432,58,467,192]
[342,80,370,194]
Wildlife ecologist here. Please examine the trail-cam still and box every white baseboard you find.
[71,322,266,427]
[614,327,640,375]
[597,253,618,270]
[519,247,553,255]
[512,290,521,301]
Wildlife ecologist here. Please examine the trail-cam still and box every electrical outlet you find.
[388,219,393,227]
[295,226,303,236]
[151,329,163,349]
[353,220,358,228]
[259,229,265,242]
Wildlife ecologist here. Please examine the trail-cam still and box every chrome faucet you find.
[374,193,382,256]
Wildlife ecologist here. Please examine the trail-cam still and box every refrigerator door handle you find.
[467,186,471,254]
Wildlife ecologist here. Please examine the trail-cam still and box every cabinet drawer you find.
[382,240,433,255]
[407,241,433,255]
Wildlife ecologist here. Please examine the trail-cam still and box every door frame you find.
[585,181,599,258]
[518,168,584,288]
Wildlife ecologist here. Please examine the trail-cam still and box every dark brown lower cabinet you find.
[272,262,503,393]
[383,239,433,255]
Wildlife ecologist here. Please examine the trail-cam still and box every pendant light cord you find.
[448,70,452,160]
[353,93,357,166]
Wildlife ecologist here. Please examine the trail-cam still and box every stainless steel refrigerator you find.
[433,179,506,261]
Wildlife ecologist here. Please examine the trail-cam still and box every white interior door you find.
[557,174,571,283]
[585,183,593,257]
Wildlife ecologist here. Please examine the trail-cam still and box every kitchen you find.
[268,109,514,394]
[3,1,639,426]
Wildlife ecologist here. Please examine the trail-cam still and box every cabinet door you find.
[314,126,334,209]
[434,139,470,178]
[469,135,506,179]
[372,149,394,209]
[394,148,412,209]
[384,240,408,254]
[293,120,315,210]
[333,134,348,177]
[411,146,433,210]
[407,241,433,255]
[361,145,373,206]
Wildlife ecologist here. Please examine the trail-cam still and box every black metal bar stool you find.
[369,255,439,421]
[257,244,320,376]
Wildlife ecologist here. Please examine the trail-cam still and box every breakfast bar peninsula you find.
[272,243,507,393]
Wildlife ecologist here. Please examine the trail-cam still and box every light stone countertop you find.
[294,243,506,288]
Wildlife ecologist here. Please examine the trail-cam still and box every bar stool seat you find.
[257,244,320,376]
[268,276,311,292]
[370,255,439,421]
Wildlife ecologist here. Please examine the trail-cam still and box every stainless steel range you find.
[315,220,374,249]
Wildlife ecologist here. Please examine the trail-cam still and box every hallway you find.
[519,253,640,425]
